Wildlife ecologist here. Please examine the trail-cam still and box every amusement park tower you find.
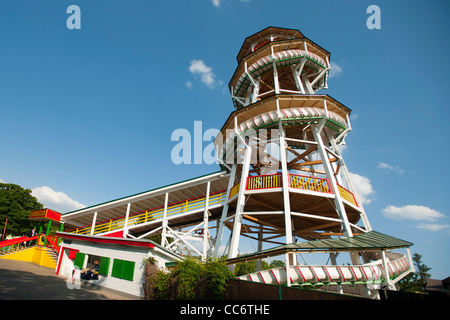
[213,27,412,292]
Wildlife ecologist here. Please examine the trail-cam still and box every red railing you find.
[45,235,60,252]
[0,234,61,253]
[0,235,38,248]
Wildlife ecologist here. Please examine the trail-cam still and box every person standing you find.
[26,227,37,247]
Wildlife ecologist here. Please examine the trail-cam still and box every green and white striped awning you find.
[227,231,413,264]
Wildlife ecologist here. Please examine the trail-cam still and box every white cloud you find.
[382,205,445,221]
[188,59,217,89]
[348,172,375,205]
[212,0,221,6]
[415,223,450,232]
[32,186,85,213]
[328,62,343,78]
[378,162,405,174]
[185,80,194,90]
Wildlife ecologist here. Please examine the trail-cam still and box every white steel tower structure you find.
[213,27,385,276]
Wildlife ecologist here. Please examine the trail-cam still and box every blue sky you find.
[0,0,449,279]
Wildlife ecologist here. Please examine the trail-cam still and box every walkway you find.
[0,259,138,300]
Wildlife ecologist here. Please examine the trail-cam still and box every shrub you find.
[143,257,234,300]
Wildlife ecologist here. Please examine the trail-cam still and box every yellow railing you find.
[71,191,227,236]
[246,174,282,190]
[229,182,240,199]
[289,174,331,193]
[337,185,358,207]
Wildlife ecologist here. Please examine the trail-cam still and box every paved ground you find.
[0,259,138,300]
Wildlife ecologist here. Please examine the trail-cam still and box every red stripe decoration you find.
[323,266,332,282]
[270,269,280,285]
[259,272,266,284]
[350,266,359,281]
[296,266,306,283]
[361,266,369,281]
[371,266,379,279]
[338,266,346,282]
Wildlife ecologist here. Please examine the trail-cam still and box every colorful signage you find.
[29,209,62,223]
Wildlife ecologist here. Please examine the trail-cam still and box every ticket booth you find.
[29,209,64,246]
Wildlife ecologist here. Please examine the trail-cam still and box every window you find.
[98,256,110,276]
[111,259,135,281]
[73,252,86,269]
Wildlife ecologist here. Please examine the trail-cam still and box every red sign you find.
[29,209,61,222]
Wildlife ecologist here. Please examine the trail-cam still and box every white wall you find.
[58,239,178,297]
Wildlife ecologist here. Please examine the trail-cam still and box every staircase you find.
[0,235,60,269]
[0,244,34,257]
[43,247,59,264]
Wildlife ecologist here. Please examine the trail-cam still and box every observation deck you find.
[227,171,362,240]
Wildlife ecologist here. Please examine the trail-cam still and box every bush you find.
[143,257,234,300]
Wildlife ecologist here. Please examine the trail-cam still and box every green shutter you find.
[112,259,124,278]
[73,252,85,269]
[111,259,135,281]
[99,257,110,276]
[122,260,135,281]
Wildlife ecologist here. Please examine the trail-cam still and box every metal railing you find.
[229,182,240,199]
[70,190,227,236]
[247,173,282,190]
[244,173,357,207]
[337,185,358,207]
[289,174,331,193]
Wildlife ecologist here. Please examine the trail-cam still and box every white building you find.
[56,232,182,297]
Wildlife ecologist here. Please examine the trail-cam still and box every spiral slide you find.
[219,106,347,161]
[234,49,328,98]
[237,252,411,287]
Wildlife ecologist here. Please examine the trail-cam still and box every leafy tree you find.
[397,253,431,293]
[269,259,286,268]
[233,259,286,277]
[0,183,43,238]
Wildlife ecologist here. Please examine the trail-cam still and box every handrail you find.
[245,172,333,194]
[247,173,282,190]
[0,235,39,249]
[289,174,331,193]
[337,184,358,207]
[45,235,60,252]
[69,191,227,236]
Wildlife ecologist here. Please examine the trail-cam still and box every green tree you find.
[233,259,286,277]
[269,259,286,268]
[0,183,43,238]
[397,253,431,293]
[234,259,270,277]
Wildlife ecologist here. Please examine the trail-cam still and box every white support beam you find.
[329,138,372,231]
[228,142,253,261]
[312,125,353,238]
[309,67,329,87]
[90,211,98,236]
[136,226,163,239]
[161,193,169,247]
[213,164,237,257]
[252,78,261,103]
[202,181,211,260]
[381,250,394,289]
[123,203,131,238]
